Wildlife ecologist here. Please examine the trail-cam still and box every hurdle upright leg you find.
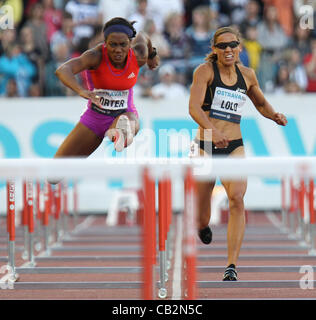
[183,167,197,300]
[142,167,156,300]
[27,180,36,266]
[54,183,62,243]
[21,181,29,260]
[308,179,316,255]
[158,178,167,299]
[7,180,19,280]
[43,182,51,256]
[34,181,42,252]
[62,181,69,236]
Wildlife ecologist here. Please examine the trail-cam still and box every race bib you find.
[210,87,247,124]
[91,89,129,115]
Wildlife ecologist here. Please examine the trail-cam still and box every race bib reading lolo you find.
[210,87,247,124]
[91,89,129,114]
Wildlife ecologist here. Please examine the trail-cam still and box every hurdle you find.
[1,156,316,299]
[281,176,316,254]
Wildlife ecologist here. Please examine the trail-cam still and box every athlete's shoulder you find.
[237,63,256,80]
[194,62,213,77]
[81,43,103,69]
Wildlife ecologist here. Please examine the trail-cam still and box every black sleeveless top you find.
[202,62,248,114]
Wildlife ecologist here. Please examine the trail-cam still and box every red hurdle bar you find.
[183,167,197,300]
[142,167,156,300]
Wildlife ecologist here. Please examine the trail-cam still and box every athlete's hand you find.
[147,55,160,70]
[273,113,287,126]
[212,128,229,149]
[79,90,103,108]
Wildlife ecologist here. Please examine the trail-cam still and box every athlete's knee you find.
[228,192,245,211]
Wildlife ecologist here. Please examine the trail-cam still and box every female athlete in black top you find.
[189,27,287,281]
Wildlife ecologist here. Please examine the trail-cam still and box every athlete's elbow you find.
[189,104,198,119]
[55,65,62,79]
[55,63,68,79]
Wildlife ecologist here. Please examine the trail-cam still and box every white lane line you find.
[172,213,183,300]
[72,215,96,234]
[265,211,283,229]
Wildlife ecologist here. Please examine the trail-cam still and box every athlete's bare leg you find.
[220,146,247,267]
[54,122,103,158]
[196,180,216,230]
[49,123,103,184]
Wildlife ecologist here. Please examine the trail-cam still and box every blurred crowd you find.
[1,0,316,99]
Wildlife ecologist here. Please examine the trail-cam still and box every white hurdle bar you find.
[0,157,315,181]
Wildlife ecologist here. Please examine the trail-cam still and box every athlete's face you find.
[105,32,131,67]
[212,33,241,67]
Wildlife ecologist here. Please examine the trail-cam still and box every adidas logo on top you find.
[127,72,135,79]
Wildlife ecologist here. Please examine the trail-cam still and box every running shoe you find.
[198,225,212,244]
[114,115,133,152]
[222,265,238,281]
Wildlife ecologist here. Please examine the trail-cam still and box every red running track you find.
[0,211,315,300]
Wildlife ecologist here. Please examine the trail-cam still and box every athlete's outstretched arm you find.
[55,47,103,107]
[247,69,287,126]
[131,31,159,69]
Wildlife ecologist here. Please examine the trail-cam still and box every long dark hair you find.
[205,26,241,62]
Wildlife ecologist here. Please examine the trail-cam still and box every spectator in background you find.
[288,22,311,59]
[43,0,63,43]
[147,0,184,32]
[263,0,294,36]
[243,25,262,72]
[274,63,291,93]
[65,0,102,45]
[185,6,215,71]
[257,5,288,91]
[183,0,212,27]
[98,0,136,23]
[28,82,42,96]
[239,0,262,35]
[230,0,250,25]
[5,78,19,97]
[50,11,74,54]
[163,12,191,85]
[24,2,50,62]
[0,43,36,97]
[44,42,71,96]
[303,38,316,92]
[151,64,188,99]
[0,29,17,56]
[129,0,154,33]
[133,68,156,98]
[19,25,44,95]
[143,19,170,59]
[88,25,104,49]
[287,47,308,91]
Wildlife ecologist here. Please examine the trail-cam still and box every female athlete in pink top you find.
[54,17,159,156]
